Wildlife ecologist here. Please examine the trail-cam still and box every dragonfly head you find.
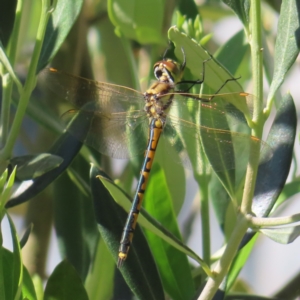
[153,59,185,84]
[153,49,186,85]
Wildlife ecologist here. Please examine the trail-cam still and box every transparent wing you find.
[164,92,271,172]
[41,68,145,112]
[42,68,149,158]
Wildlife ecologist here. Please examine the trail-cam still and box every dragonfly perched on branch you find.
[41,48,269,267]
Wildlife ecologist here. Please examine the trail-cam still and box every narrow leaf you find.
[260,226,300,244]
[144,163,195,300]
[10,154,63,180]
[222,0,250,28]
[268,0,300,101]
[90,165,165,300]
[6,108,91,208]
[37,0,84,71]
[240,93,296,247]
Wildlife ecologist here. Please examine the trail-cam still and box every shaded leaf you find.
[6,109,91,208]
[240,93,296,247]
[19,224,33,249]
[44,260,88,300]
[222,0,250,28]
[53,165,99,281]
[90,165,165,300]
[178,0,198,20]
[0,0,17,47]
[215,29,248,76]
[107,0,165,44]
[97,169,207,270]
[10,153,63,181]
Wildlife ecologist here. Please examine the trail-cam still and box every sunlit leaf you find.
[260,226,300,244]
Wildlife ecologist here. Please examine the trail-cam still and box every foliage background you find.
[0,0,300,299]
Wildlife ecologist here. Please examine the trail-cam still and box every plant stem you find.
[0,0,24,147]
[240,0,263,215]
[197,174,211,265]
[199,1,265,298]
[198,214,249,300]
[0,0,53,161]
[249,213,300,227]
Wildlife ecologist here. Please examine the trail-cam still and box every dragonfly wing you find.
[41,68,145,110]
[166,92,266,173]
[42,68,149,159]
[65,109,149,159]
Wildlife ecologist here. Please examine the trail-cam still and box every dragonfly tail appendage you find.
[117,119,163,267]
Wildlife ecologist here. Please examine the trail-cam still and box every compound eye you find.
[154,68,163,79]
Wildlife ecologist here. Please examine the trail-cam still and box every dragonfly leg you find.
[176,56,212,92]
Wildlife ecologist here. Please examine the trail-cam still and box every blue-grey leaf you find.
[6,109,92,208]
[268,0,300,101]
[260,225,300,244]
[240,93,297,247]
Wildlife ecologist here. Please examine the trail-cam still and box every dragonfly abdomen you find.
[118,118,163,267]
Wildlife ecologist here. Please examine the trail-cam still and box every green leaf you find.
[4,213,23,300]
[22,265,38,300]
[169,27,244,95]
[222,0,250,28]
[10,153,63,181]
[144,163,195,300]
[85,239,114,300]
[53,162,99,281]
[90,165,165,300]
[227,235,258,290]
[215,29,249,76]
[6,108,91,208]
[155,138,186,215]
[0,0,17,47]
[168,27,258,202]
[37,0,84,72]
[268,0,300,102]
[178,0,198,20]
[107,0,165,44]
[0,168,16,216]
[0,169,8,200]
[276,181,300,209]
[97,17,139,89]
[0,248,19,300]
[44,260,89,300]
[260,226,300,244]
[96,168,207,271]
[19,224,33,249]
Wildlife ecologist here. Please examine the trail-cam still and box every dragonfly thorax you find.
[144,81,175,124]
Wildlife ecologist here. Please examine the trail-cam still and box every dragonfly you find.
[42,49,264,267]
